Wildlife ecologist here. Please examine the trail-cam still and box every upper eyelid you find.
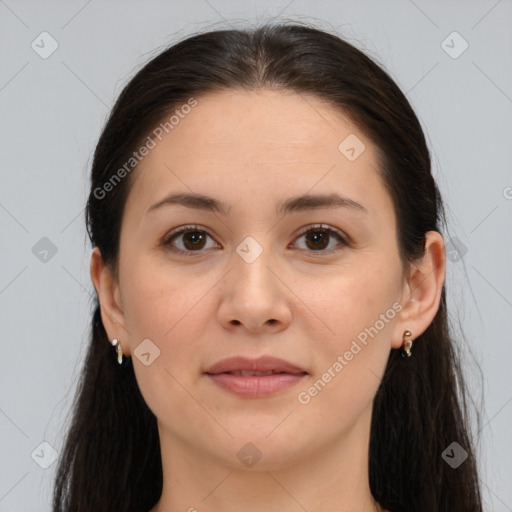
[295,223,344,237]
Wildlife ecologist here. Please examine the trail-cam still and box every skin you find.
[91,88,446,512]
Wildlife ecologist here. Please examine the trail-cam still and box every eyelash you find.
[162,223,350,257]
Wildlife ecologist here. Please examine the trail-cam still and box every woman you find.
[52,22,483,512]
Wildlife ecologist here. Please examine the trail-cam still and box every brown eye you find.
[163,225,218,255]
[304,229,330,250]
[293,225,348,253]
[180,230,207,250]
[163,223,348,257]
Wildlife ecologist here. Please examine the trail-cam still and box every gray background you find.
[1,0,511,510]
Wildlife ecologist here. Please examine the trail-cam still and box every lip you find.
[205,355,307,375]
[204,355,308,398]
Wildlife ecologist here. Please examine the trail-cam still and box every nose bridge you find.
[232,233,278,297]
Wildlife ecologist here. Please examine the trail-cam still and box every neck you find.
[150,407,384,512]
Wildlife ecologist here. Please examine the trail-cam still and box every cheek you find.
[120,249,198,333]
[317,261,399,336]
[303,260,400,388]
[119,259,227,392]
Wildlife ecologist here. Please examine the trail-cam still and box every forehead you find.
[125,88,388,217]
[165,88,363,157]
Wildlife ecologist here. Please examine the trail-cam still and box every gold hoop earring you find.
[402,330,414,358]
[110,338,124,365]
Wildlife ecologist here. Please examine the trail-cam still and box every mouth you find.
[204,355,308,397]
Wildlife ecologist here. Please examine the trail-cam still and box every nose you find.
[216,244,292,334]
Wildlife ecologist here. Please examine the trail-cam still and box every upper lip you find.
[205,356,307,375]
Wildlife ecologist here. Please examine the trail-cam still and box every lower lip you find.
[206,373,307,397]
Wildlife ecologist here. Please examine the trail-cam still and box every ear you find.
[90,247,131,356]
[392,231,446,349]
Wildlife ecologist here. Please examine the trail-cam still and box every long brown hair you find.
[53,21,483,512]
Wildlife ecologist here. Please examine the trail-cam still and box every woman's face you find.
[98,89,419,470]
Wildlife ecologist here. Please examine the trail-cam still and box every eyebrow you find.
[146,192,368,216]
